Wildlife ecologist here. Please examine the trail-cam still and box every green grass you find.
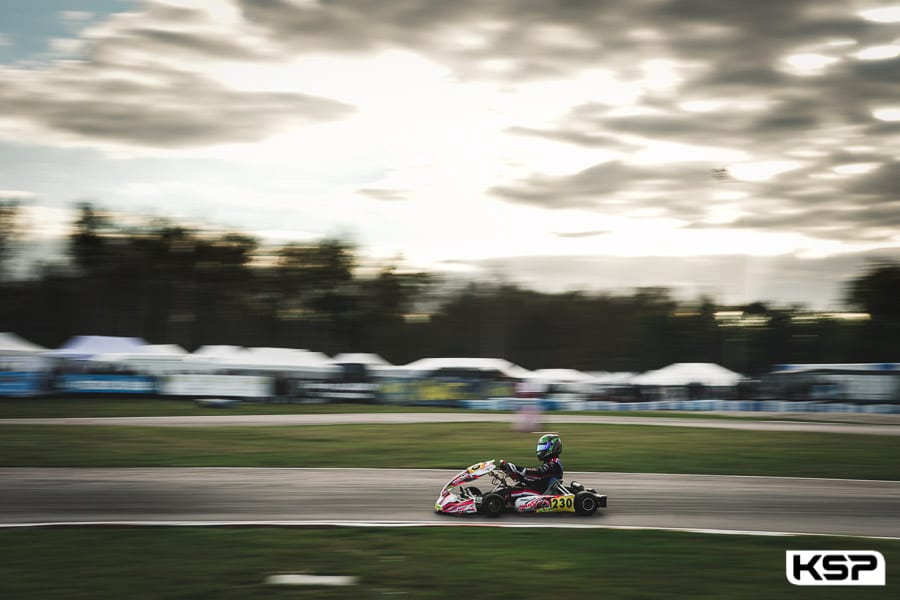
[2,422,898,479]
[0,396,876,422]
[0,397,477,418]
[0,527,897,599]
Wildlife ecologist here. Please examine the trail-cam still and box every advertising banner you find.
[59,374,156,394]
[0,371,46,397]
[377,378,516,405]
[161,374,272,398]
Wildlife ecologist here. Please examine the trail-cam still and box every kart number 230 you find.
[549,495,575,512]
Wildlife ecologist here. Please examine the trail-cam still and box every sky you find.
[2,0,900,309]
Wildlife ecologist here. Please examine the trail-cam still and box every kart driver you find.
[498,433,563,500]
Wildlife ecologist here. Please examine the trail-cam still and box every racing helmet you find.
[536,433,562,461]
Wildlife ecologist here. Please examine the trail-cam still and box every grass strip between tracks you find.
[1,422,898,479]
[1,526,898,599]
[1,397,775,419]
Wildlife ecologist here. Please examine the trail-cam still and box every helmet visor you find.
[537,441,552,453]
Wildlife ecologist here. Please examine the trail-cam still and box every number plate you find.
[539,494,575,513]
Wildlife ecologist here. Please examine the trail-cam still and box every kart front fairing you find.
[434,460,496,514]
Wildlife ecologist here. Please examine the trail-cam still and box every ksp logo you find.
[786,551,886,586]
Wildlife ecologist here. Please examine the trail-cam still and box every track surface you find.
[3,468,899,538]
[3,413,899,435]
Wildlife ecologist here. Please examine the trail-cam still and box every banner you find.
[58,374,156,394]
[0,371,46,397]
[161,374,272,398]
[377,378,516,404]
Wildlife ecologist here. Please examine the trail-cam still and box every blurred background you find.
[1,0,899,406]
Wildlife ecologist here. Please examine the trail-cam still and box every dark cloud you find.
[492,160,718,222]
[0,62,353,147]
[237,0,653,80]
[847,162,900,197]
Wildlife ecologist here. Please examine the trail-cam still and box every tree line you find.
[1,201,898,375]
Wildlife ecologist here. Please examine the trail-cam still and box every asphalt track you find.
[3,468,899,539]
[4,414,897,538]
[3,412,900,435]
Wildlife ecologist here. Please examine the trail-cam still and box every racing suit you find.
[500,457,564,507]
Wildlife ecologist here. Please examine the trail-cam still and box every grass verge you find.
[0,526,897,599]
[0,397,474,418]
[0,396,865,422]
[1,422,898,479]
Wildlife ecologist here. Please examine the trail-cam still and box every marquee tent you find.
[90,344,190,375]
[332,352,394,377]
[403,357,531,379]
[0,332,50,372]
[525,368,596,383]
[47,335,147,360]
[0,332,47,355]
[332,353,391,366]
[223,347,340,377]
[138,344,188,356]
[630,362,744,387]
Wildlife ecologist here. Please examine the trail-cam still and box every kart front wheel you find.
[481,493,505,517]
[574,491,598,516]
[464,486,482,498]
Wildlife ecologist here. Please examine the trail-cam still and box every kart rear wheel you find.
[481,493,505,517]
[574,491,598,516]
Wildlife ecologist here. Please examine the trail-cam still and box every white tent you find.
[333,353,391,366]
[522,368,598,394]
[179,345,244,372]
[190,345,244,359]
[47,335,147,360]
[332,353,393,377]
[223,347,339,377]
[0,332,47,355]
[631,362,743,387]
[526,368,596,383]
[403,357,531,379]
[587,371,639,385]
[138,344,187,356]
[91,344,190,375]
[0,332,49,371]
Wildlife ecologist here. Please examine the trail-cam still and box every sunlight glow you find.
[782,53,840,74]
[854,45,900,60]
[858,6,900,23]
[833,163,880,175]
[873,107,900,121]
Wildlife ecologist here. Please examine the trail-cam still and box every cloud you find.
[458,0,900,249]
[236,0,651,80]
[358,188,409,201]
[1,0,899,305]
[0,1,354,150]
[0,63,353,148]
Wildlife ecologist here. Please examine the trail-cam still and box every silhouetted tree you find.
[0,199,23,280]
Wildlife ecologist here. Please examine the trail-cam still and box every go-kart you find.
[435,459,607,517]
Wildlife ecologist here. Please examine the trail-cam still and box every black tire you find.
[574,491,598,516]
[481,493,505,517]
[464,486,482,498]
